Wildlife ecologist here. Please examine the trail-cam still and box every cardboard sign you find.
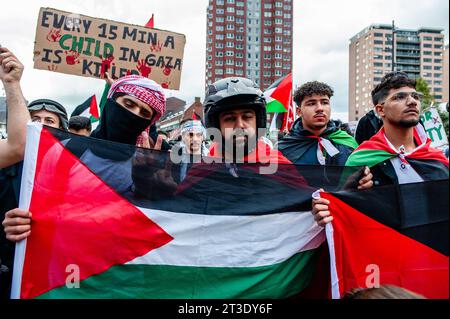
[33,8,186,90]
[420,107,448,149]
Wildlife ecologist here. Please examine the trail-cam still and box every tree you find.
[416,78,449,138]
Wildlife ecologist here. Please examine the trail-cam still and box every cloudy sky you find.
[0,0,448,120]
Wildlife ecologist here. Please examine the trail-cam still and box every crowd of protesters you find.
[0,45,448,300]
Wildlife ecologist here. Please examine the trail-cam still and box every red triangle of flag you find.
[89,95,99,119]
[21,128,173,298]
[270,72,292,111]
[145,14,154,28]
[323,193,449,299]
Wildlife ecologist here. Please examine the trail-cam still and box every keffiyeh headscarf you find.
[108,75,166,145]
[181,120,206,137]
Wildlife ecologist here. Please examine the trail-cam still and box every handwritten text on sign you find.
[33,8,186,89]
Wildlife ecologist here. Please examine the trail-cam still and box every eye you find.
[411,93,421,100]
[393,93,407,100]
[223,116,235,122]
[140,109,152,118]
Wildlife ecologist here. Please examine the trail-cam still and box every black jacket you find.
[371,158,449,187]
[354,110,383,145]
[278,119,355,166]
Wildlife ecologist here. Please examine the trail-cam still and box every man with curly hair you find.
[278,81,363,167]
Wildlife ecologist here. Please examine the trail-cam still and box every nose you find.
[406,94,418,106]
[235,115,246,129]
[316,102,324,112]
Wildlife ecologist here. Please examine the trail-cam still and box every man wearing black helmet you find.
[204,77,291,164]
[27,99,69,130]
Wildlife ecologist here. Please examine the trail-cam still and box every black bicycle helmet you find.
[204,77,267,131]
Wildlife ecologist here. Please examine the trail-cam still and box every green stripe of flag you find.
[346,149,394,168]
[266,100,288,113]
[37,250,317,299]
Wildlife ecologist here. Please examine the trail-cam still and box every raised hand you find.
[0,47,24,84]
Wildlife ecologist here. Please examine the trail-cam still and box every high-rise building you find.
[205,0,293,91]
[444,44,449,102]
[349,24,446,121]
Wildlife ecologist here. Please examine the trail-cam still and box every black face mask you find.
[91,98,151,145]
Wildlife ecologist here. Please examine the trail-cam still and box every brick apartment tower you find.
[349,24,446,121]
[205,0,293,91]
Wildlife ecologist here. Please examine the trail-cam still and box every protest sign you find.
[420,106,448,149]
[33,8,186,90]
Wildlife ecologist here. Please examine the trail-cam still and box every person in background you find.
[69,116,92,136]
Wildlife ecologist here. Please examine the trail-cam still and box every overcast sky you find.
[0,0,448,121]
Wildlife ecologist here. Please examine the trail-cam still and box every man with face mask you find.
[91,75,166,145]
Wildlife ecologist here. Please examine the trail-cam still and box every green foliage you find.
[415,78,434,108]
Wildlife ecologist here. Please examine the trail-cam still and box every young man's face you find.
[219,108,257,150]
[30,110,61,129]
[376,87,421,128]
[182,131,204,154]
[299,94,331,133]
[116,95,154,120]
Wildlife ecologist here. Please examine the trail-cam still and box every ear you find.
[296,106,301,118]
[375,103,385,119]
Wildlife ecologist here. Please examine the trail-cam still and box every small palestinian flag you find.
[264,73,292,113]
[71,95,100,130]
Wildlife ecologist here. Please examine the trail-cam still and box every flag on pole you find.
[264,73,292,113]
[145,14,154,28]
[280,90,295,133]
[70,95,100,130]
[264,73,295,132]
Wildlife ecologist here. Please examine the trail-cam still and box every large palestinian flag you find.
[12,124,448,299]
[13,123,335,299]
